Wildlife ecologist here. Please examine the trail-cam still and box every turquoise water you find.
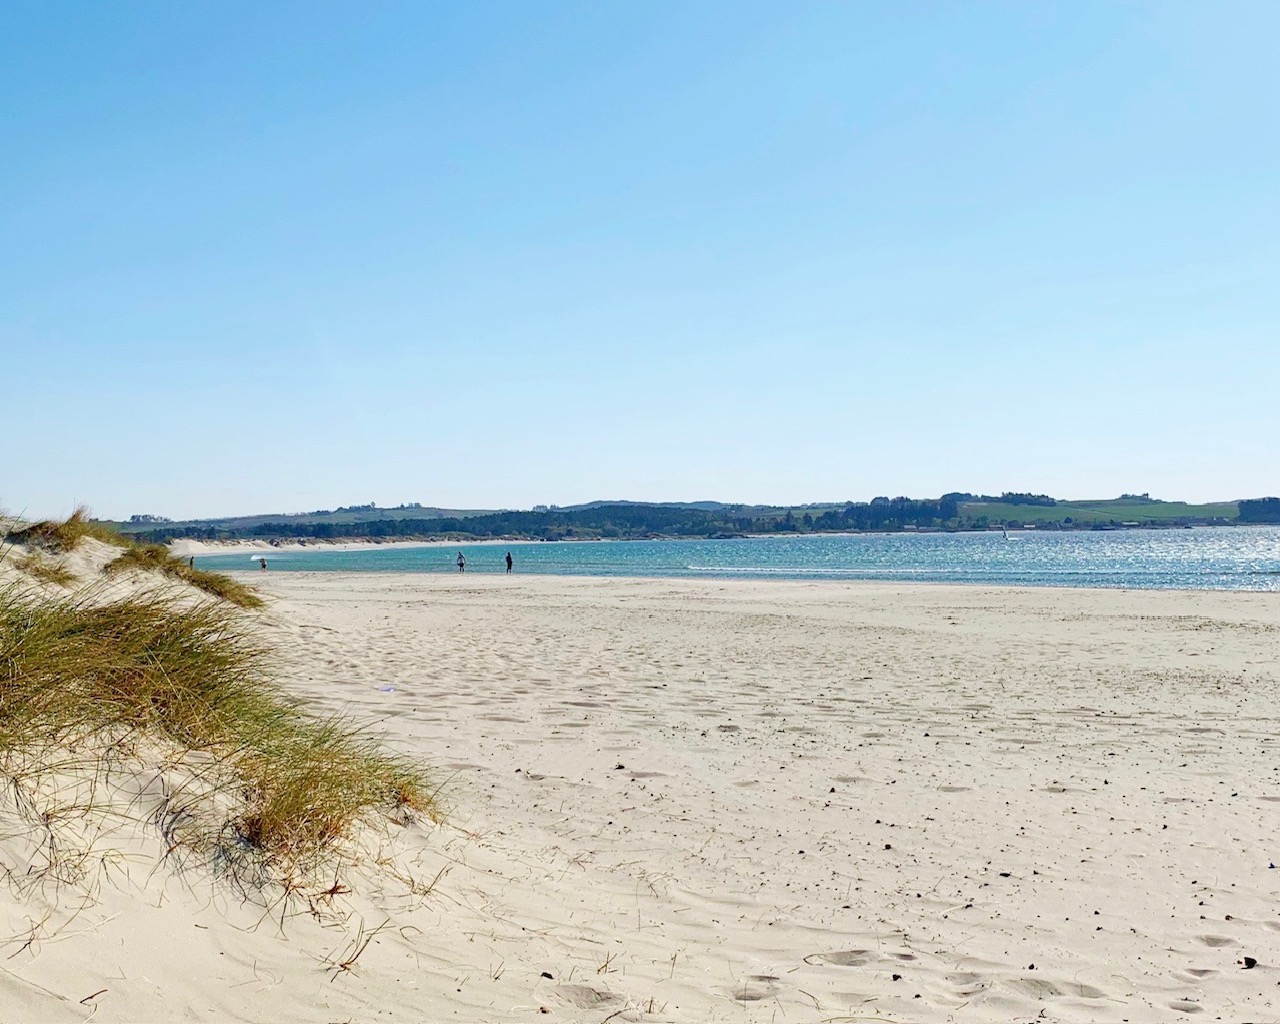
[196,527,1280,591]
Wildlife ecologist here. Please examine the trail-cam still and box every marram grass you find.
[2,507,263,609]
[16,553,76,588]
[0,586,436,871]
[105,543,264,609]
[5,506,129,553]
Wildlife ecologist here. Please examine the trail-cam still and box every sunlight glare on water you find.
[194,527,1280,591]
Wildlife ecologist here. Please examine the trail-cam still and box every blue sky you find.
[2,2,1276,519]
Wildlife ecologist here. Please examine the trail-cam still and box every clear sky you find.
[2,2,1277,520]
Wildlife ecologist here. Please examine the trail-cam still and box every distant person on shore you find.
[457,551,466,573]
[189,556,195,568]
[259,557,267,571]
[506,551,513,573]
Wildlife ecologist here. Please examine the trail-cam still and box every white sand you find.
[3,571,1279,1022]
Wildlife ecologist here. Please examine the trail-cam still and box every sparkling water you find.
[196,526,1280,591]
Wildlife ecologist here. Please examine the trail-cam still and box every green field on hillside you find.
[961,499,1237,525]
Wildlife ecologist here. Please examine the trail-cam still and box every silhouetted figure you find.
[456,551,466,572]
[259,557,267,571]
[505,551,513,573]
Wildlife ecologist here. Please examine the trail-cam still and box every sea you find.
[194,526,1280,592]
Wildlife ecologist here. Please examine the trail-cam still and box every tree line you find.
[129,499,961,544]
[1239,498,1280,523]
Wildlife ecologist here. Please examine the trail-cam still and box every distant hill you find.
[112,498,846,536]
[114,503,499,535]
[108,492,1266,545]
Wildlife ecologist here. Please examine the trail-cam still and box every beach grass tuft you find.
[104,543,264,609]
[5,506,129,553]
[0,585,437,872]
[236,719,431,857]
[16,554,77,588]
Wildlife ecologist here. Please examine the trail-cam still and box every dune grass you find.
[16,554,77,588]
[0,586,435,872]
[0,507,262,608]
[5,506,129,553]
[105,543,264,609]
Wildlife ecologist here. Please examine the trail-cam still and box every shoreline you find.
[216,566,1280,599]
[168,536,518,556]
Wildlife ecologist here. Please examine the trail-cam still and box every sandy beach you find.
[4,572,1279,1022]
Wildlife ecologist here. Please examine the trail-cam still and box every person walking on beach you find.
[456,551,466,573]
[505,551,513,573]
[259,557,267,571]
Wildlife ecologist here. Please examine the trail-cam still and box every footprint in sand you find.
[1065,982,1107,999]
[1198,935,1236,948]
[946,972,986,996]
[555,984,619,1009]
[728,975,780,1002]
[1008,978,1063,998]
[805,950,875,967]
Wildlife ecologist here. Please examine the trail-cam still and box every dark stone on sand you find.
[1243,957,1258,969]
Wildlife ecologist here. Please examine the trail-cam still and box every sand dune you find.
[3,572,1279,1021]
